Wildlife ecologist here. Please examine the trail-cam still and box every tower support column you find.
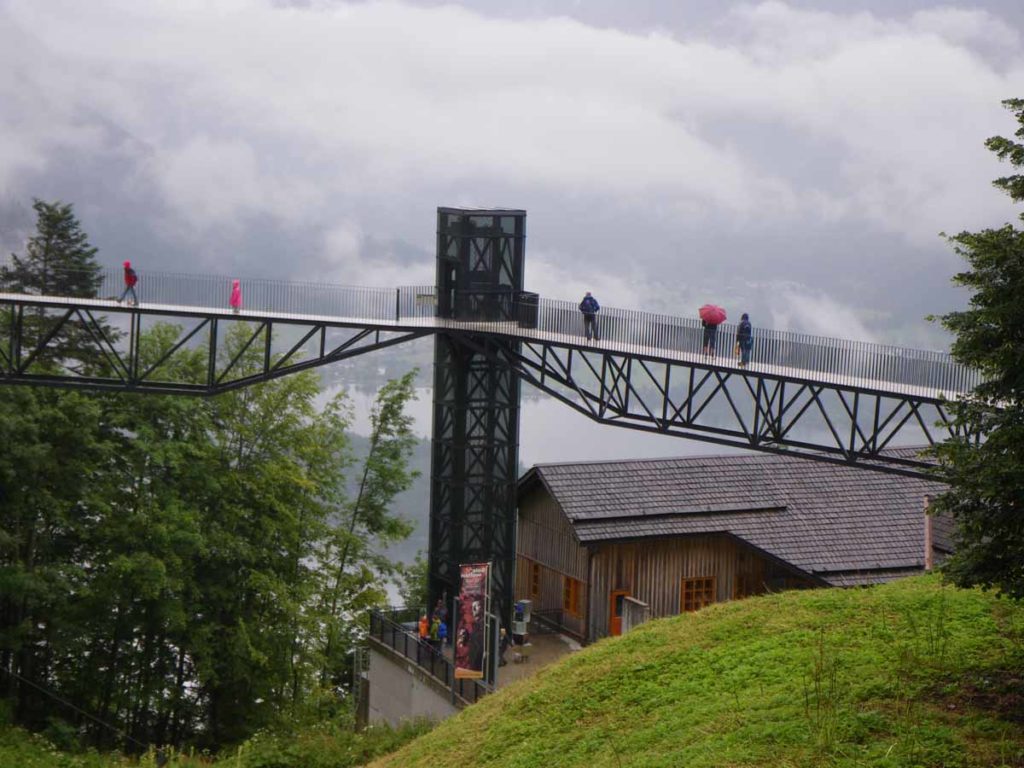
[428,208,525,630]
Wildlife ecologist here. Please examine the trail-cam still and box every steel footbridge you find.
[0,269,973,474]
[0,207,977,625]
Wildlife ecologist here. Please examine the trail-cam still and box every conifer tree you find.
[1,199,102,297]
[931,98,1024,599]
[0,199,107,372]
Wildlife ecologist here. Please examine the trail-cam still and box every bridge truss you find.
[0,294,958,479]
[453,333,960,479]
[0,297,430,395]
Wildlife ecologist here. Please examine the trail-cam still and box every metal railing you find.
[367,607,489,706]
[522,299,981,396]
[0,266,436,324]
[621,597,651,635]
[530,608,566,635]
[0,266,981,396]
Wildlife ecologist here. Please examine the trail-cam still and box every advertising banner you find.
[454,562,490,679]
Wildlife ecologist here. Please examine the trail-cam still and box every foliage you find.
[930,97,1024,600]
[0,725,125,767]
[0,201,423,751]
[217,718,434,768]
[0,327,421,750]
[396,552,430,615]
[373,575,1024,768]
[1,199,101,298]
[320,370,420,691]
[0,364,119,734]
[0,199,106,371]
[0,717,434,768]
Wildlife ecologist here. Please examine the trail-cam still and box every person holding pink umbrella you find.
[698,304,727,356]
[229,279,242,314]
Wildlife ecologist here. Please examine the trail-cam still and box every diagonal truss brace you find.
[455,336,958,479]
[0,301,430,395]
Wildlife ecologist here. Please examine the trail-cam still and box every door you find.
[609,590,630,637]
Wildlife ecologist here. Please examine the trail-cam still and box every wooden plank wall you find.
[515,483,819,643]
[516,486,588,580]
[514,555,587,639]
[515,485,589,639]
[587,536,815,641]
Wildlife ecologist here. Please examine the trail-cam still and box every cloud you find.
[146,136,324,231]
[762,283,879,342]
[318,220,434,285]
[1,0,1021,341]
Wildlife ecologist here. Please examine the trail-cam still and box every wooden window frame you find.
[563,576,582,617]
[681,576,716,613]
[530,562,541,598]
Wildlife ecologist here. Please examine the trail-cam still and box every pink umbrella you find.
[698,304,727,325]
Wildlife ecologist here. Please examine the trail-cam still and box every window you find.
[530,562,541,598]
[681,577,715,612]
[563,577,582,616]
[734,573,758,599]
[733,573,746,600]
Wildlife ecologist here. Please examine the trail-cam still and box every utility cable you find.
[0,665,153,753]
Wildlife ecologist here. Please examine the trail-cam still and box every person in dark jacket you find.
[736,313,753,367]
[701,319,718,356]
[118,260,139,306]
[579,291,600,341]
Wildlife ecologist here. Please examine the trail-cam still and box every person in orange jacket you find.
[418,614,429,642]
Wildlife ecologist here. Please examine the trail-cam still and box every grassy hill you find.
[373,575,1024,768]
[3,575,1022,767]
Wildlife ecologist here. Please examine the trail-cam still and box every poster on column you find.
[454,562,490,679]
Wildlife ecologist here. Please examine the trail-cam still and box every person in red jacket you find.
[118,260,138,306]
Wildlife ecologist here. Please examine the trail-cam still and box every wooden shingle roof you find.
[524,449,949,586]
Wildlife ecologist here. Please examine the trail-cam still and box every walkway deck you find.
[0,289,971,403]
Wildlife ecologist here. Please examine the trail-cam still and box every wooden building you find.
[515,450,950,643]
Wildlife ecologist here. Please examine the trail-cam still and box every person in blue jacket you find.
[579,291,601,341]
[736,313,753,367]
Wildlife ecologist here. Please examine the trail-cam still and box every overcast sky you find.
[2,0,1023,459]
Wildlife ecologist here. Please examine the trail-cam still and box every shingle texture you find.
[529,448,947,586]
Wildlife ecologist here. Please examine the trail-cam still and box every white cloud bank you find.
[0,0,1021,341]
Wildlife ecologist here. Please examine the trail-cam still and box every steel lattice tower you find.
[428,207,525,630]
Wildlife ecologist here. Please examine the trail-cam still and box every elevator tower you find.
[428,207,526,629]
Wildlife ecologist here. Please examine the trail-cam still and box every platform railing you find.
[523,298,981,395]
[367,607,488,706]
[0,266,981,396]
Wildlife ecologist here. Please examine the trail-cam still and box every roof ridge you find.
[533,452,781,470]
[531,446,932,473]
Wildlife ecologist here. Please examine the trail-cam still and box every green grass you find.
[0,717,433,768]
[372,575,1024,768]
[5,576,1022,767]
